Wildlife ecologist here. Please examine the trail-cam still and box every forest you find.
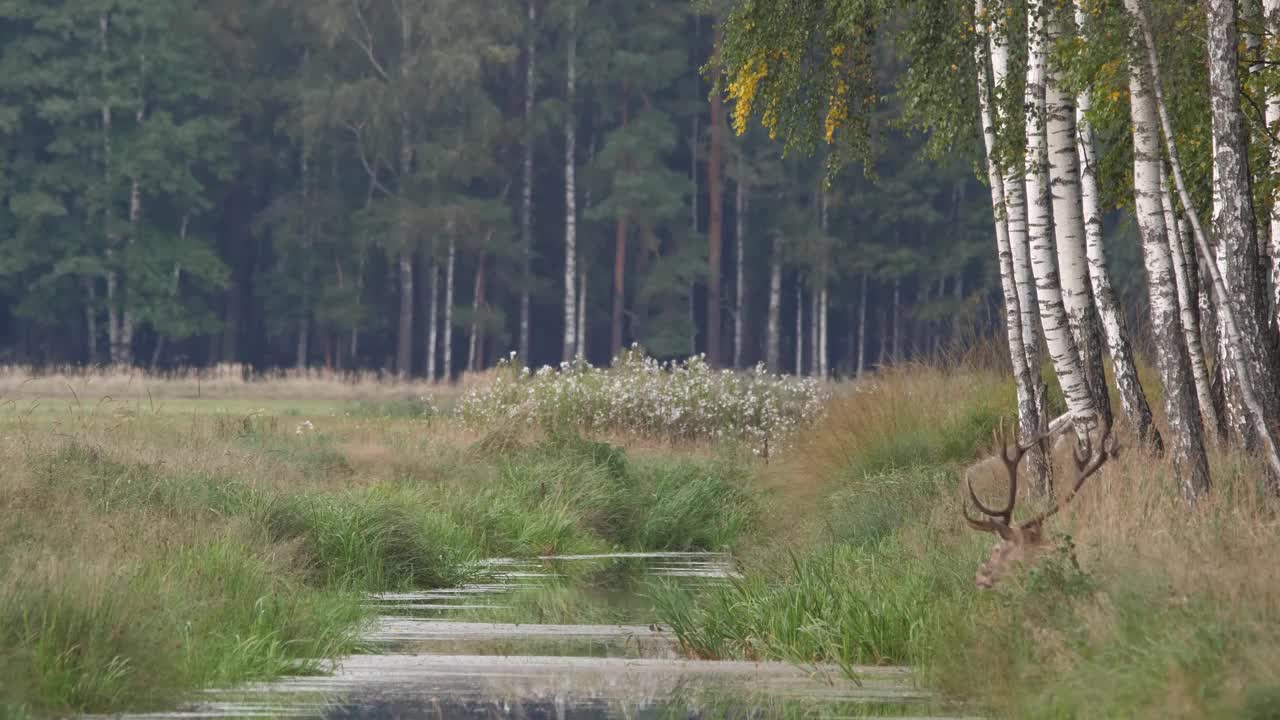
[7,2,1280,718]
[0,0,1073,377]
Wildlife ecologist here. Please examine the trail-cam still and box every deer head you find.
[963,419,1115,589]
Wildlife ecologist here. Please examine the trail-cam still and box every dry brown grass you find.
[0,363,458,401]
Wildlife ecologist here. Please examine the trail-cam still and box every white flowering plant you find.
[457,346,828,455]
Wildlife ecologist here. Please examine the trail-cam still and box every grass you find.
[0,390,758,716]
[7,355,1277,718]
[653,360,1280,719]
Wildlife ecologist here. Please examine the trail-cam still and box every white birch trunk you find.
[562,4,578,364]
[819,286,829,378]
[990,11,1044,414]
[977,0,1045,486]
[810,284,819,376]
[576,268,586,362]
[1161,165,1220,439]
[426,256,438,381]
[1025,1,1097,441]
[467,257,482,373]
[444,237,456,383]
[1134,0,1280,481]
[1126,0,1213,498]
[1208,0,1280,460]
[1045,11,1110,425]
[1073,0,1160,450]
[795,283,803,375]
[856,273,867,378]
[1266,0,1280,332]
[766,231,782,372]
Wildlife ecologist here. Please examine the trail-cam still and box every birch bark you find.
[1045,11,1110,426]
[1207,0,1280,459]
[1073,0,1159,450]
[444,237,456,382]
[1126,0,1212,499]
[976,0,1044,486]
[1161,166,1220,439]
[766,231,782,373]
[1268,0,1280,332]
[1025,1,1097,445]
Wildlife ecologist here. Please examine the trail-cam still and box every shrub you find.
[456,347,827,453]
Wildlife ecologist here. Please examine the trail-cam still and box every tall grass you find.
[1,399,758,715]
[654,359,1280,718]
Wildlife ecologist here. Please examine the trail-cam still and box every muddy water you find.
[115,553,977,719]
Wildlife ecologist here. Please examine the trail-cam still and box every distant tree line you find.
[0,0,1048,378]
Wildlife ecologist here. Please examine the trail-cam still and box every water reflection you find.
[105,553,973,720]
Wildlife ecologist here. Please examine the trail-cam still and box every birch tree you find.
[1072,0,1160,450]
[1044,8,1111,427]
[1267,0,1280,332]
[975,0,1040,482]
[766,229,783,372]
[1125,0,1212,498]
[1130,0,1280,480]
[989,7,1046,428]
[1025,0,1098,446]
[1206,0,1280,455]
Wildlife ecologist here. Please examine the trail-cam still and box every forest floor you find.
[1,364,1277,718]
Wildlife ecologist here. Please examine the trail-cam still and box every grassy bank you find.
[652,363,1280,719]
[0,386,758,717]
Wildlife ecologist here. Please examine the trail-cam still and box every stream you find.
[108,553,976,719]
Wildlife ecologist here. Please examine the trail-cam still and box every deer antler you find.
[963,417,1115,588]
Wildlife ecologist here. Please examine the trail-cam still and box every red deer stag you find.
[963,420,1115,588]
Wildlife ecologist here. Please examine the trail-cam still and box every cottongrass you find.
[457,346,827,454]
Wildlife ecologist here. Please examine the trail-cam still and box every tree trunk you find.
[396,9,415,378]
[562,4,578,364]
[1206,0,1280,461]
[856,273,867,378]
[1125,0,1213,500]
[891,277,901,364]
[1162,165,1220,440]
[83,278,99,364]
[766,231,782,372]
[990,9,1045,421]
[576,268,587,362]
[1025,2,1096,447]
[117,106,144,367]
[426,256,438,381]
[611,89,629,361]
[795,282,803,374]
[980,0,1050,489]
[706,26,725,367]
[520,0,536,364]
[468,252,486,373]
[1073,0,1160,451]
[1135,0,1280,483]
[444,237,456,382]
[819,285,829,378]
[1045,11,1111,426]
[809,284,819,376]
[734,164,746,369]
[1267,0,1280,332]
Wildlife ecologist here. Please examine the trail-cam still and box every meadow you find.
[1,356,1277,719]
